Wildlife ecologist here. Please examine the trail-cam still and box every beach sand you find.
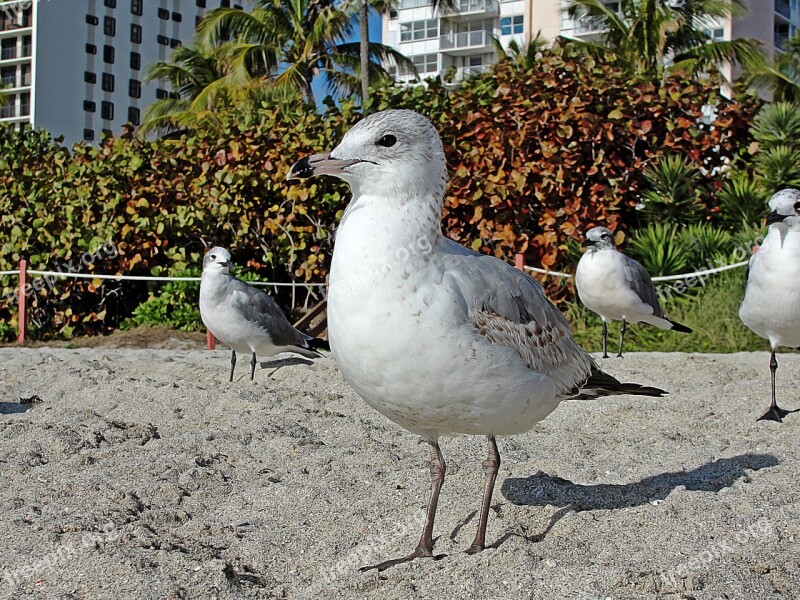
[0,346,798,599]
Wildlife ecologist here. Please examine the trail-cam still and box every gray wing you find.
[438,239,594,398]
[227,278,310,348]
[620,254,663,317]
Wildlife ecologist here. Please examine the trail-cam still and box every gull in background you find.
[199,247,328,381]
[575,227,692,358]
[287,109,666,571]
[739,189,800,422]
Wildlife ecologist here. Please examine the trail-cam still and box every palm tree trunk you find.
[359,0,370,111]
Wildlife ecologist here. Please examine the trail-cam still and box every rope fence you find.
[3,254,751,348]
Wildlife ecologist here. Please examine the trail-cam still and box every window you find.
[104,0,117,7]
[411,53,437,74]
[128,79,141,98]
[102,128,113,138]
[103,45,115,63]
[102,73,115,92]
[469,56,483,67]
[196,0,206,7]
[20,64,30,86]
[399,19,438,42]
[21,35,31,57]
[157,35,169,45]
[0,95,15,118]
[85,43,97,55]
[101,101,114,120]
[104,16,116,36]
[84,129,95,141]
[500,15,523,36]
[221,0,231,7]
[131,0,143,16]
[128,106,140,126]
[84,71,97,84]
[156,88,168,99]
[158,8,169,19]
[131,23,142,44]
[389,8,398,19]
[86,15,99,26]
[196,15,203,26]
[170,38,182,49]
[19,92,29,116]
[130,52,141,70]
[1,66,15,86]
[83,100,96,112]
[172,12,182,22]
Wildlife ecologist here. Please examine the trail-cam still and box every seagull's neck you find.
[334,191,443,270]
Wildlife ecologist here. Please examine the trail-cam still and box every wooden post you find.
[514,253,525,272]
[17,258,27,345]
[206,329,216,350]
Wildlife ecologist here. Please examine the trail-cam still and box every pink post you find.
[514,253,525,272]
[17,258,27,345]
[206,329,216,350]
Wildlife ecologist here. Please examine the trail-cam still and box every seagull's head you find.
[582,226,616,252]
[766,189,800,230]
[203,247,233,275]
[287,109,447,202]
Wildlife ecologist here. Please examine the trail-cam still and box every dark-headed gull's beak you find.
[218,260,233,268]
[582,239,597,247]
[286,152,360,180]
[765,210,787,226]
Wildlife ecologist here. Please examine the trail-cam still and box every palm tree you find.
[563,0,762,80]
[491,33,548,70]
[744,33,800,102]
[197,0,415,105]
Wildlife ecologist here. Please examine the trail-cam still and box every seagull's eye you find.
[376,134,397,148]
[210,254,216,260]
[794,201,800,212]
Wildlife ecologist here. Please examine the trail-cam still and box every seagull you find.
[739,189,800,422]
[286,109,666,571]
[199,247,328,381]
[575,226,692,358]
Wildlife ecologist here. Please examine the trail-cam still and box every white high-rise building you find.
[382,0,800,84]
[0,0,243,144]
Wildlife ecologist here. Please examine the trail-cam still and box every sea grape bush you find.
[0,48,758,340]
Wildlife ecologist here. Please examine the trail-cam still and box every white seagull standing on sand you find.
[739,189,800,422]
[199,247,328,381]
[287,109,666,571]
[575,226,692,358]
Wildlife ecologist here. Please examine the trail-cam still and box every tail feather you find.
[570,366,667,400]
[668,319,692,334]
[306,336,330,353]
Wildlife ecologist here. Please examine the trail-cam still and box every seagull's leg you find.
[758,350,792,422]
[229,351,236,383]
[617,319,626,358]
[601,321,609,359]
[250,352,257,381]
[360,440,446,572]
[465,435,500,554]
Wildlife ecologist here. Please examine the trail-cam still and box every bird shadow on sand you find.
[487,453,779,548]
[0,402,37,415]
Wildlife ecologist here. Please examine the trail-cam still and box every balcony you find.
[451,64,490,82]
[440,30,490,54]
[0,46,16,60]
[775,31,788,50]
[448,0,498,18]
[775,0,790,20]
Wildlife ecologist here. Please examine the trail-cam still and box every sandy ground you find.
[0,347,798,600]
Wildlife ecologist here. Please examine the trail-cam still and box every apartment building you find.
[0,0,241,144]
[383,0,800,84]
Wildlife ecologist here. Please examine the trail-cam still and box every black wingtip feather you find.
[668,319,693,334]
[572,366,668,399]
[306,337,330,352]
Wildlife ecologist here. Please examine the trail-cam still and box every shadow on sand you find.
[488,453,779,547]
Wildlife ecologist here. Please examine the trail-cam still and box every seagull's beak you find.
[765,210,787,226]
[582,239,597,247]
[218,260,233,268]
[286,152,361,180]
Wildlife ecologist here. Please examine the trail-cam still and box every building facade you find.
[382,0,800,84]
[0,0,241,144]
